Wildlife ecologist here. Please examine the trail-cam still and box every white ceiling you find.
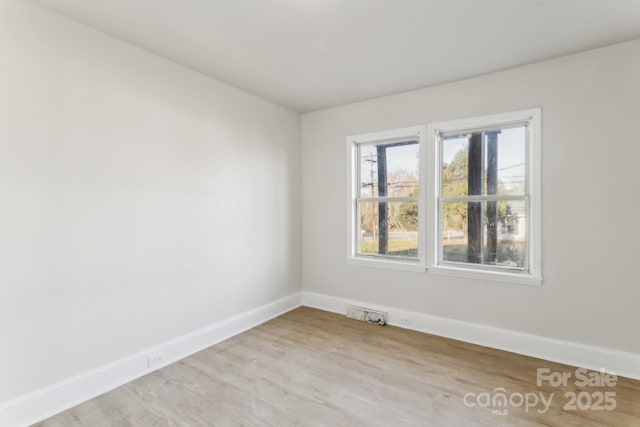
[32,0,640,112]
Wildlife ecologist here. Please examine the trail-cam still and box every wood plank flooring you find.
[36,307,640,426]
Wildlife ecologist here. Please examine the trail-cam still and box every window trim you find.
[425,108,543,286]
[346,126,426,272]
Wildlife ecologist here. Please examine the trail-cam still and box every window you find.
[347,126,426,271]
[426,109,542,285]
[347,109,542,285]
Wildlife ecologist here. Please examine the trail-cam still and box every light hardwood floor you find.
[36,307,640,426]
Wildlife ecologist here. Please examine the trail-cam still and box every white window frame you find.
[426,108,542,286]
[347,126,426,272]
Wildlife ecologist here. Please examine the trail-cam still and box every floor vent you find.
[346,305,387,325]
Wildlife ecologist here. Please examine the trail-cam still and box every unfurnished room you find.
[1,0,639,426]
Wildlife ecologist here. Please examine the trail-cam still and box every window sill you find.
[427,265,543,287]
[347,256,425,272]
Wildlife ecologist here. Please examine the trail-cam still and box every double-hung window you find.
[347,126,426,271]
[347,109,542,286]
[427,109,542,285]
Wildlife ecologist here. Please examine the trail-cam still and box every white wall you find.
[302,39,640,354]
[0,0,300,402]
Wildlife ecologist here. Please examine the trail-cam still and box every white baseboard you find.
[4,290,637,426]
[0,292,302,427]
[302,291,640,381]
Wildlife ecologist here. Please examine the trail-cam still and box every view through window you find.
[357,139,420,260]
[348,110,540,284]
[440,126,528,270]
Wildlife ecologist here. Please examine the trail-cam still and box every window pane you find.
[442,135,469,197]
[441,200,527,269]
[491,127,526,196]
[359,144,377,198]
[442,201,471,263]
[491,199,527,268]
[359,200,418,258]
[441,126,526,198]
[359,141,419,198]
[386,143,420,197]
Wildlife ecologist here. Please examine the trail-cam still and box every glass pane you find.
[441,200,527,269]
[442,135,469,198]
[359,144,377,198]
[441,126,527,198]
[359,141,419,198]
[386,143,420,197]
[442,201,472,263]
[490,127,526,196]
[359,200,418,258]
[491,199,527,268]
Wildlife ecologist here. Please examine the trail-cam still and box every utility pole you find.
[485,131,500,264]
[467,133,482,264]
[364,155,377,241]
[376,145,388,255]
